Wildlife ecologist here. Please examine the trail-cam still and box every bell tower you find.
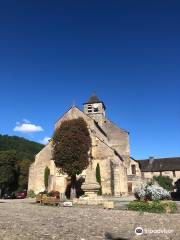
[83,94,106,123]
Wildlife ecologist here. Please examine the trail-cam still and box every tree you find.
[52,118,91,190]
[0,150,18,194]
[0,135,43,194]
[0,134,43,160]
[153,175,173,191]
[96,163,102,195]
[18,159,32,191]
[44,166,50,190]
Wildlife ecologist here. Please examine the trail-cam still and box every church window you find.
[88,105,92,113]
[94,107,99,112]
[173,171,176,177]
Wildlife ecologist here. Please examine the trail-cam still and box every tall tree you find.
[0,134,43,160]
[44,166,50,191]
[96,163,102,195]
[0,134,43,193]
[18,159,32,191]
[52,118,91,190]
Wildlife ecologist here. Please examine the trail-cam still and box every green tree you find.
[44,166,50,190]
[18,159,32,191]
[96,163,102,195]
[0,134,43,193]
[0,134,43,160]
[52,118,91,188]
[0,150,18,194]
[153,175,173,191]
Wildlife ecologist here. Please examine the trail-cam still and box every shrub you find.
[96,163,102,195]
[134,183,171,201]
[127,200,177,213]
[27,189,36,198]
[153,176,173,191]
[44,167,50,190]
[146,185,171,200]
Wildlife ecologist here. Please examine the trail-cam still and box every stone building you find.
[28,95,141,196]
[137,157,180,184]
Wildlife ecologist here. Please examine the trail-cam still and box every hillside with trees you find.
[0,134,43,195]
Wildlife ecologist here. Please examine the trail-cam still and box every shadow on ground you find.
[105,232,130,240]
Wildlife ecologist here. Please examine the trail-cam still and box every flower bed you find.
[36,191,60,206]
[134,183,171,201]
[41,195,60,206]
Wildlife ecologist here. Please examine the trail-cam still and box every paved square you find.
[0,199,179,240]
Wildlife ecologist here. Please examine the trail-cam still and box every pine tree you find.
[96,163,102,195]
[44,166,50,190]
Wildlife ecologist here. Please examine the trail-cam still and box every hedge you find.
[127,200,177,213]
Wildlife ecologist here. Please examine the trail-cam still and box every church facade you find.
[28,95,141,196]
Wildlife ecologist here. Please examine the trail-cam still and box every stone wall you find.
[28,143,55,194]
[143,170,180,183]
[127,159,142,193]
[101,118,130,156]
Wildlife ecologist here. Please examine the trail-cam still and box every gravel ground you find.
[0,199,180,240]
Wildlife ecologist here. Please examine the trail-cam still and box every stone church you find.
[28,95,141,197]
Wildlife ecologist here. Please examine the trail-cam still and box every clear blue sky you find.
[0,0,179,159]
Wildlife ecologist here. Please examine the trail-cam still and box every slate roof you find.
[87,95,101,103]
[84,94,106,109]
[137,157,180,172]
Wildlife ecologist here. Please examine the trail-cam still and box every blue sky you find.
[0,0,179,159]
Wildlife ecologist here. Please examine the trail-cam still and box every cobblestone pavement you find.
[0,199,180,240]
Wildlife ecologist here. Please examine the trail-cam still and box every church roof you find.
[137,157,180,172]
[87,95,101,104]
[84,94,106,109]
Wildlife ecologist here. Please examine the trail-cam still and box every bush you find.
[127,200,177,213]
[134,183,171,201]
[96,163,102,195]
[153,176,173,191]
[27,189,36,198]
[44,167,50,190]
